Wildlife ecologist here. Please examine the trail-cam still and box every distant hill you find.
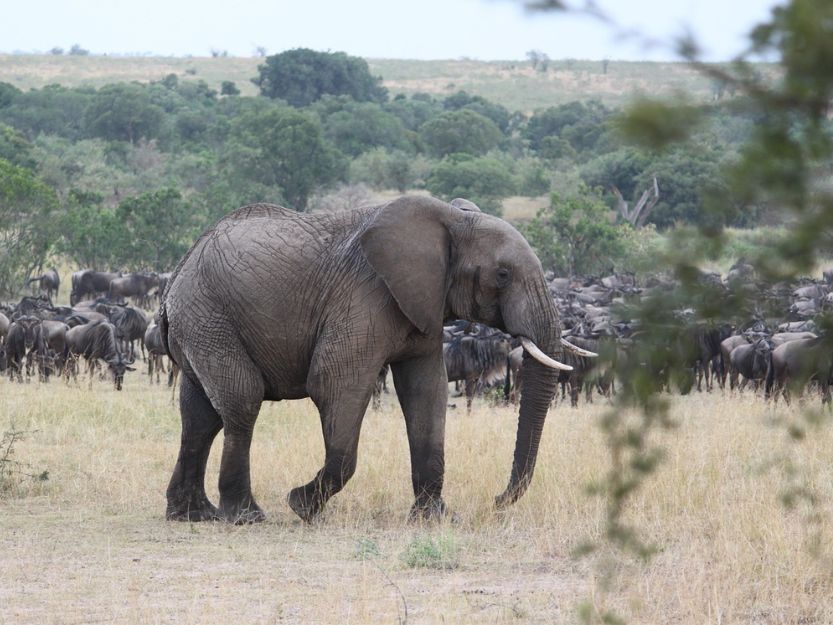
[0,54,769,112]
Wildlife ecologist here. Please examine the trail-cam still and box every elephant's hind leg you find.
[166,374,222,521]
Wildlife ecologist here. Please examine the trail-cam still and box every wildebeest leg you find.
[570,380,580,408]
[168,361,179,389]
[371,366,387,410]
[464,378,476,413]
[289,349,381,523]
[391,350,450,520]
[729,368,738,392]
[166,374,223,521]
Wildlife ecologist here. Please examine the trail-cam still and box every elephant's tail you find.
[503,356,512,402]
[157,301,176,367]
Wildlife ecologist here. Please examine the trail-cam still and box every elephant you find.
[160,195,589,525]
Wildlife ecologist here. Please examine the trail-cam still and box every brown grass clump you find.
[0,376,831,624]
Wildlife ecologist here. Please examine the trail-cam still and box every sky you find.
[1,0,783,61]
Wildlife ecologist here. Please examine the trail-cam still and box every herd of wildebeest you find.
[2,258,833,408]
[0,268,177,391]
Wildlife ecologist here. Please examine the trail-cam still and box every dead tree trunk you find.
[613,176,660,227]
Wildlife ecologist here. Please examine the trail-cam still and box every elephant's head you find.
[361,195,570,508]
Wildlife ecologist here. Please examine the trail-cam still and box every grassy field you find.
[1,372,832,624]
[0,54,772,111]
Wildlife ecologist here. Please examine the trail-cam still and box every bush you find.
[349,148,428,192]
[522,186,629,276]
[402,533,459,570]
[0,426,49,498]
[426,154,516,216]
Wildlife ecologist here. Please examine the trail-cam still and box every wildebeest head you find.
[107,355,135,391]
[14,316,41,349]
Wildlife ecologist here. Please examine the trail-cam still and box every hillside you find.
[0,54,751,111]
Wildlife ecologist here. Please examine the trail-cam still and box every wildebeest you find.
[557,335,605,407]
[719,334,752,390]
[770,331,817,347]
[103,304,149,360]
[27,268,60,302]
[0,312,9,344]
[443,332,512,412]
[13,295,52,318]
[370,365,390,410]
[71,271,120,306]
[5,316,40,382]
[729,338,773,392]
[144,322,177,385]
[65,320,135,390]
[687,323,734,392]
[766,336,833,404]
[108,272,159,308]
[33,319,70,380]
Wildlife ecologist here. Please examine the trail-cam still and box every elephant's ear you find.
[450,198,481,212]
[360,199,452,336]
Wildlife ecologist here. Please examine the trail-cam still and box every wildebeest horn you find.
[520,337,573,371]
[560,338,598,357]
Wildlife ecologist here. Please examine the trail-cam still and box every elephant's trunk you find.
[496,300,561,508]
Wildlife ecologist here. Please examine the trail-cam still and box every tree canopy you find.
[253,48,387,107]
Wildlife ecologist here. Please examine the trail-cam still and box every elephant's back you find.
[163,201,374,345]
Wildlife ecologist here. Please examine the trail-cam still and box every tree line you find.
[0,47,779,296]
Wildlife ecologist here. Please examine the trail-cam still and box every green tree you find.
[315,98,412,157]
[524,100,613,158]
[0,82,21,109]
[385,94,443,132]
[0,85,94,141]
[426,154,516,216]
[350,147,426,192]
[220,81,240,96]
[84,83,165,145]
[581,144,734,229]
[0,124,36,170]
[443,91,511,132]
[253,48,387,107]
[418,109,503,158]
[224,105,347,210]
[522,186,627,276]
[0,159,58,296]
[115,188,194,270]
[57,190,125,269]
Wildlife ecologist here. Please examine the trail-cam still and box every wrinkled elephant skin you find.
[162,195,563,524]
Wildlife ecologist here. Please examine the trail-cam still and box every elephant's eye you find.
[496,267,511,287]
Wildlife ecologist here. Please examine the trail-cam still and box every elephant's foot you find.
[408,497,459,524]
[287,485,326,523]
[219,497,266,525]
[166,492,220,522]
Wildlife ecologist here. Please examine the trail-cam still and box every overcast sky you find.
[2,0,782,61]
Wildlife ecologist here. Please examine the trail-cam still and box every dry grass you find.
[1,374,832,624]
[0,55,778,111]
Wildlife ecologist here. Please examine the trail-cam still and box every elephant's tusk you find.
[520,337,573,371]
[560,338,598,357]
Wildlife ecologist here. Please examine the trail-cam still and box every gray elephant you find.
[161,195,580,524]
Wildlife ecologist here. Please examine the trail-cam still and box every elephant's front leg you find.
[289,361,380,523]
[391,349,451,521]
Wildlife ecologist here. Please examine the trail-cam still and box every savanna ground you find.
[2,373,833,625]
